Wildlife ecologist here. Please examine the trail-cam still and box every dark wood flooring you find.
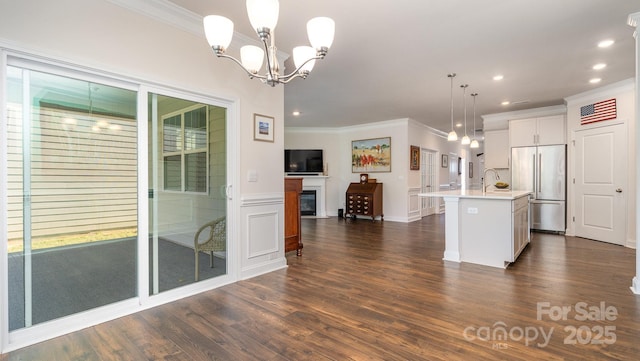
[2,215,639,360]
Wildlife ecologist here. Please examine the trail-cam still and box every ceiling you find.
[169,0,640,133]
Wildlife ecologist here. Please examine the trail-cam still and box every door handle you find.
[616,188,622,193]
[538,154,542,193]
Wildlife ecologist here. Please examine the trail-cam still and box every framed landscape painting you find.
[352,137,391,173]
[253,113,274,142]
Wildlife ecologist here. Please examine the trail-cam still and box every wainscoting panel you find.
[408,187,421,222]
[239,193,287,280]
[246,211,279,258]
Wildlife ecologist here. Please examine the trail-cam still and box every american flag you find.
[580,98,616,125]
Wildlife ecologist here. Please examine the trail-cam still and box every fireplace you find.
[300,190,317,216]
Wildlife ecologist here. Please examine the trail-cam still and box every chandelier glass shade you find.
[447,73,458,141]
[203,0,335,87]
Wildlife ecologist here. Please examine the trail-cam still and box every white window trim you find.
[0,49,239,354]
[161,103,210,194]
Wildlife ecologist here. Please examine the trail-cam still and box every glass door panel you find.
[6,66,138,330]
[148,94,227,294]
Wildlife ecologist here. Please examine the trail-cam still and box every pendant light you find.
[470,93,480,149]
[460,84,470,145]
[447,73,458,141]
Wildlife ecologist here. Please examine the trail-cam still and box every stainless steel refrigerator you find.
[511,145,566,233]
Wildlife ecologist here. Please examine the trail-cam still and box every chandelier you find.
[203,0,335,87]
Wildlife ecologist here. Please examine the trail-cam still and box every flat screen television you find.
[285,149,323,174]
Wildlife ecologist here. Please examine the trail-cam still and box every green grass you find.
[8,228,138,253]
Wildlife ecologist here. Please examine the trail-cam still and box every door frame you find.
[0,51,240,353]
[420,148,437,217]
[572,121,627,245]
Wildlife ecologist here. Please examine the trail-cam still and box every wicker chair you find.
[194,216,226,281]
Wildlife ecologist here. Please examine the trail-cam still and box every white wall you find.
[286,118,473,222]
[286,119,410,221]
[0,0,287,351]
[565,79,636,246]
[284,128,342,216]
[338,120,410,221]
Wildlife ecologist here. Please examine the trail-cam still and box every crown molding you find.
[628,12,640,27]
[106,0,202,35]
[408,118,449,138]
[285,126,342,133]
[481,104,567,130]
[564,78,635,105]
[105,0,290,63]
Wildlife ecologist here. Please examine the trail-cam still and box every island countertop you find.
[418,189,531,200]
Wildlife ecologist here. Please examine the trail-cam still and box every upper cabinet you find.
[509,115,566,147]
[484,129,509,169]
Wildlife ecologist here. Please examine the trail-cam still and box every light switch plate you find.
[247,170,258,182]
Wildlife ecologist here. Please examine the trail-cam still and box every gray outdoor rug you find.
[8,238,226,331]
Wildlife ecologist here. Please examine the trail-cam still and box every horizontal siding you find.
[7,104,138,241]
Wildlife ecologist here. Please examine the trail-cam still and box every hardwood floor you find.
[2,215,639,360]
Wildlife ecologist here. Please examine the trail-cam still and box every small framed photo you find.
[253,113,274,142]
[441,154,448,168]
[410,145,420,170]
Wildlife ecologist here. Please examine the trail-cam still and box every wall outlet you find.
[467,207,478,214]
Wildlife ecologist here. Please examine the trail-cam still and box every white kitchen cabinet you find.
[483,129,509,169]
[509,115,565,147]
[511,194,530,261]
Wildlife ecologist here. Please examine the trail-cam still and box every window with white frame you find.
[162,105,208,193]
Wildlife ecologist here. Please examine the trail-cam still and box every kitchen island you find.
[419,190,531,269]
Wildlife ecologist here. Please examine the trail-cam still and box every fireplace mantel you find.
[286,175,329,218]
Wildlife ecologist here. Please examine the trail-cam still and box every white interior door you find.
[574,123,626,245]
[420,149,437,216]
[449,152,458,190]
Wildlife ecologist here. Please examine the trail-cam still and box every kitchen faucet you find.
[482,168,500,194]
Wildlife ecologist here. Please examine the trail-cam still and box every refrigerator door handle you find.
[532,153,536,194]
[538,153,542,193]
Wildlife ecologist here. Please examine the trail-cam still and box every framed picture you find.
[469,162,473,178]
[410,145,420,170]
[351,137,391,172]
[253,113,274,142]
[441,154,448,168]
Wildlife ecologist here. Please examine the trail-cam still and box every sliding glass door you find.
[3,58,232,347]
[6,66,138,330]
[148,93,227,294]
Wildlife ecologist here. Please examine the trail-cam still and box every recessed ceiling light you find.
[598,39,614,48]
[292,111,300,116]
[589,78,602,84]
[501,101,510,106]
[592,63,606,70]
[493,75,504,81]
[456,123,462,128]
